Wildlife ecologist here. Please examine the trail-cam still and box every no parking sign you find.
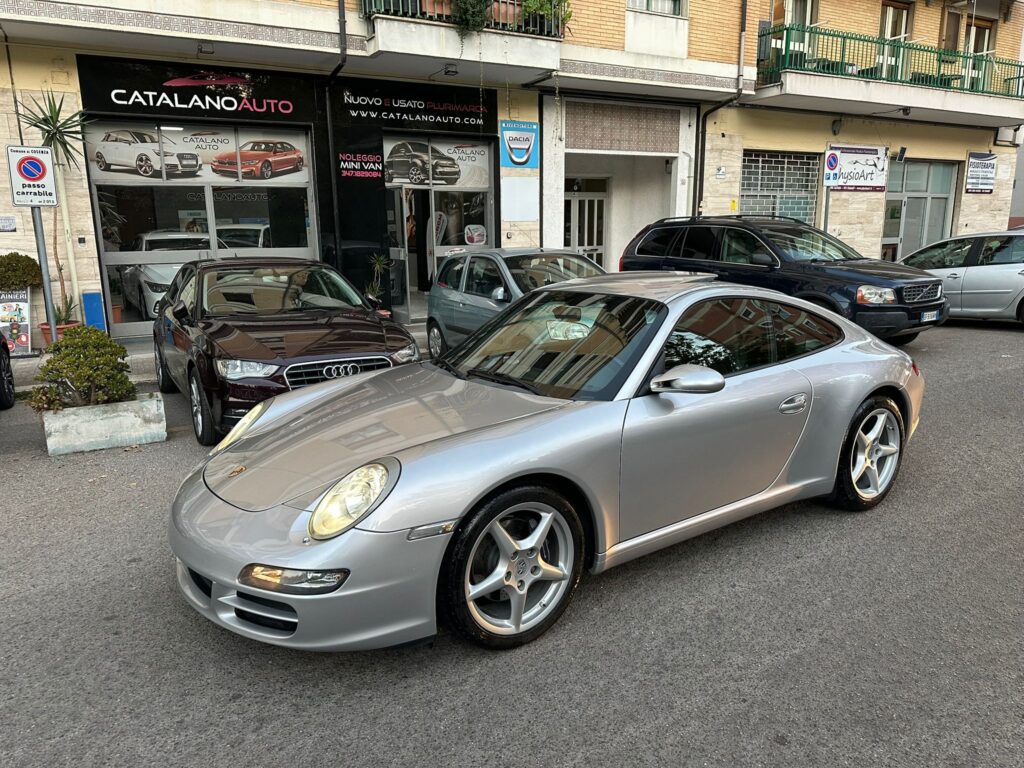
[6,145,58,207]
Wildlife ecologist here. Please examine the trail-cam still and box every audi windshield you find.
[201,265,364,316]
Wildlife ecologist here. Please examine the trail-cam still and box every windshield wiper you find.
[432,357,465,379]
[466,367,545,396]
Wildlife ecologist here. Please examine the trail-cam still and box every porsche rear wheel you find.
[829,396,905,511]
[439,486,583,650]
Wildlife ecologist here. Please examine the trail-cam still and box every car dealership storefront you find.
[75,55,500,335]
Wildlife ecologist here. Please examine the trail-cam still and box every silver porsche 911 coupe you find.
[170,273,924,651]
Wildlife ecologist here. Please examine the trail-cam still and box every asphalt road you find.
[2,320,1022,768]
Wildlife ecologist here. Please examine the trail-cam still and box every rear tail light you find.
[911,361,920,376]
[618,253,625,272]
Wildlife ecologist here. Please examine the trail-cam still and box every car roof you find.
[647,215,812,230]
[189,257,323,271]
[217,223,267,230]
[440,248,587,260]
[546,271,718,302]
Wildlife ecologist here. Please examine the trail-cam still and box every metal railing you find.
[757,24,1024,99]
[362,0,566,39]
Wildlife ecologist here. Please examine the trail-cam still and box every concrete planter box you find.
[42,393,167,456]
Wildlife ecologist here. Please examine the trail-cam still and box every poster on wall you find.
[382,137,490,187]
[0,288,31,356]
[84,123,310,184]
[823,145,888,191]
[499,121,540,169]
[965,151,997,194]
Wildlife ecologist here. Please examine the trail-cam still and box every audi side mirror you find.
[171,300,190,324]
[490,286,509,303]
[651,364,725,394]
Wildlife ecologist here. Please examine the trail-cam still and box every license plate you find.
[921,310,939,322]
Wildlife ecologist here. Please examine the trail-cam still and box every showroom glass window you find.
[84,120,317,333]
[663,298,775,375]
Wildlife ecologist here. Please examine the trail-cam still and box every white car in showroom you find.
[94,129,201,178]
[120,230,219,319]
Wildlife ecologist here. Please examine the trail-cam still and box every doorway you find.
[882,160,956,259]
[564,178,608,267]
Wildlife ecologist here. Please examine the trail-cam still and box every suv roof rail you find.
[652,214,808,225]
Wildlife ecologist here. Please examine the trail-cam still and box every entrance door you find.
[564,179,608,267]
[965,18,993,91]
[386,187,411,324]
[405,188,432,322]
[882,161,956,259]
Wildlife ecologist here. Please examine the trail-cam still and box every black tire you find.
[888,333,919,347]
[427,320,448,359]
[95,152,108,171]
[828,396,905,512]
[188,367,218,446]
[154,343,176,394]
[261,161,273,180]
[439,485,584,650]
[1016,298,1024,325]
[0,349,15,410]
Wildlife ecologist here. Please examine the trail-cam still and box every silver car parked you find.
[427,248,603,357]
[170,274,923,651]
[901,231,1024,324]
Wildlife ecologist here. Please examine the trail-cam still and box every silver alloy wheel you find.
[428,326,444,358]
[261,162,273,179]
[190,376,203,435]
[464,502,573,635]
[136,155,154,177]
[850,408,901,499]
[96,152,108,171]
[409,165,425,184]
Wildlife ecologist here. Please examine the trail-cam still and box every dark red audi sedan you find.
[152,259,418,445]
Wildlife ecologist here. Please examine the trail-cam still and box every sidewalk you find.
[12,323,428,391]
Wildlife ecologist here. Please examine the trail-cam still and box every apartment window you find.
[942,10,961,50]
[772,0,818,26]
[880,1,913,41]
[740,151,821,224]
[627,0,686,15]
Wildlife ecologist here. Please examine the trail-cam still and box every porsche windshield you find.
[443,289,665,401]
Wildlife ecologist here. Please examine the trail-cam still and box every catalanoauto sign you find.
[823,145,888,192]
[334,78,497,135]
[76,55,316,122]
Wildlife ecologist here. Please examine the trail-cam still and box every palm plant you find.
[18,91,88,316]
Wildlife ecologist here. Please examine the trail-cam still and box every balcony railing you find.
[757,24,1024,99]
[362,0,566,39]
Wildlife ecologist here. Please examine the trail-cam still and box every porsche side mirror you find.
[651,364,726,394]
[490,286,509,303]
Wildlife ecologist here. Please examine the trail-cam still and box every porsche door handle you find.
[779,393,808,415]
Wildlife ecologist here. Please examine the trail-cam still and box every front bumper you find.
[168,465,450,651]
[853,299,948,339]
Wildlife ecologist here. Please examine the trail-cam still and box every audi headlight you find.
[309,463,389,540]
[144,280,170,293]
[215,359,280,380]
[392,342,420,364]
[856,285,896,305]
[211,399,270,456]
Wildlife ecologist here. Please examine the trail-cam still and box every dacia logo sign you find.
[500,121,540,169]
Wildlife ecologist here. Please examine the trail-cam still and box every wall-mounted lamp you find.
[197,41,215,56]
[831,118,843,136]
[443,63,458,77]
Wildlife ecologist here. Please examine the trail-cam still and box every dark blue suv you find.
[620,216,947,345]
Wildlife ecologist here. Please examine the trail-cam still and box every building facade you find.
[1,0,1022,345]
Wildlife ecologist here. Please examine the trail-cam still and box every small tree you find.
[18,91,88,317]
[29,325,135,411]
[0,252,43,292]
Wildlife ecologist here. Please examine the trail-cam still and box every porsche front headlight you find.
[211,399,270,456]
[308,463,389,540]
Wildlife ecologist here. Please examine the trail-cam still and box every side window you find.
[178,271,198,316]
[679,226,721,261]
[768,302,843,362]
[903,239,972,270]
[635,228,678,257]
[721,229,774,265]
[465,257,505,298]
[663,297,774,376]
[978,236,1024,266]
[436,256,466,289]
[164,270,184,304]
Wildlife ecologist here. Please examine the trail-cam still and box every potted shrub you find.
[0,252,43,354]
[29,326,166,455]
[38,295,82,346]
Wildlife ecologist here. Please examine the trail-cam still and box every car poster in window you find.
[232,130,309,183]
[84,122,236,183]
[0,288,31,357]
[382,137,490,188]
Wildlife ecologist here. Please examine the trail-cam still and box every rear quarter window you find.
[436,257,466,288]
[768,302,843,361]
[635,228,678,257]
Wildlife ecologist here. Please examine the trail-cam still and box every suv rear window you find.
[636,228,677,257]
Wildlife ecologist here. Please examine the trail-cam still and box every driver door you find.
[618,297,811,540]
[901,238,974,313]
[454,255,508,339]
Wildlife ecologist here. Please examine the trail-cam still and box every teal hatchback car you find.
[427,249,604,357]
